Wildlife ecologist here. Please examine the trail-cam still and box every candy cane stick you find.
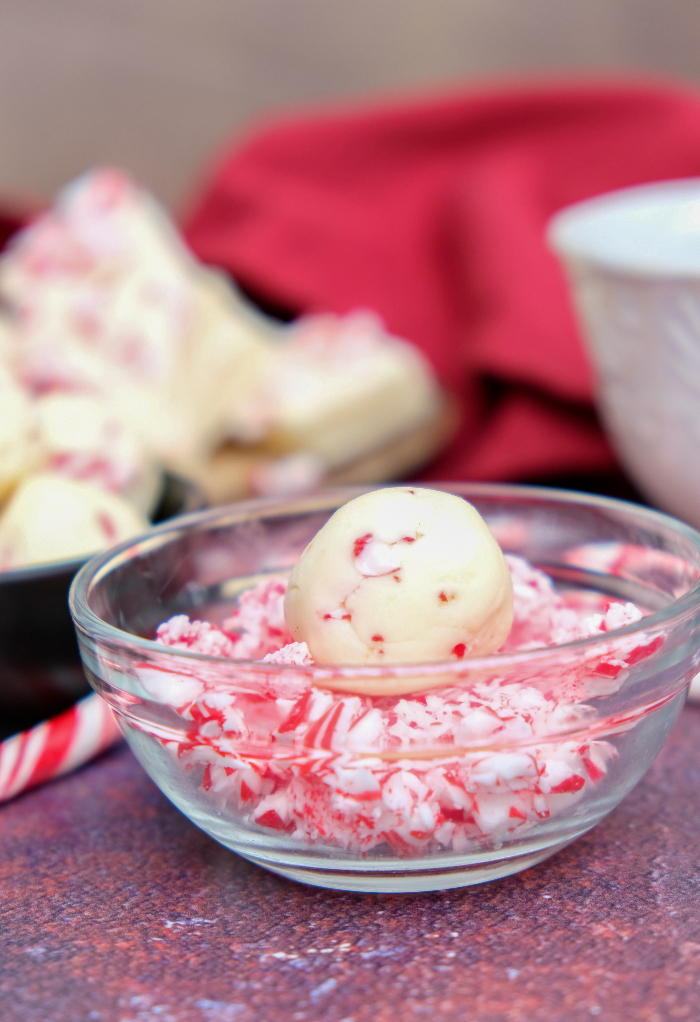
[0,693,122,803]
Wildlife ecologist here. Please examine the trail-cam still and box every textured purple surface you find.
[2,706,700,1022]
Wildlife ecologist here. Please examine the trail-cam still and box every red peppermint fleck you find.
[440,806,467,823]
[595,661,624,679]
[73,309,100,340]
[550,774,585,794]
[357,814,376,829]
[371,634,384,643]
[626,635,664,665]
[201,764,212,792]
[452,643,466,659]
[439,592,448,603]
[240,780,256,802]
[402,536,415,543]
[319,701,345,751]
[347,708,371,732]
[278,689,313,733]
[353,533,373,558]
[383,830,415,855]
[255,810,294,833]
[304,706,335,747]
[583,757,605,781]
[509,805,528,820]
[96,511,117,541]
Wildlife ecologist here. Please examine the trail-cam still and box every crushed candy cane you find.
[146,554,660,855]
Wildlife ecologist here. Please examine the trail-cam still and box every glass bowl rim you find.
[69,482,700,681]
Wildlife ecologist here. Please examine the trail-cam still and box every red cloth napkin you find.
[0,209,25,253]
[183,78,700,484]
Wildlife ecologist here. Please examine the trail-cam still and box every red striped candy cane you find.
[0,693,122,803]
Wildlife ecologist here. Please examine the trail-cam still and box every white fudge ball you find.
[284,486,513,667]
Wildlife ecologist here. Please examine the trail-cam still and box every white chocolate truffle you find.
[0,473,149,570]
[284,487,513,667]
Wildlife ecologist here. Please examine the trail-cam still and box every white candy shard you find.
[262,642,314,666]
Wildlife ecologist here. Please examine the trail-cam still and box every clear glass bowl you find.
[70,484,700,892]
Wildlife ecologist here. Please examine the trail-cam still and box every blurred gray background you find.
[2,0,700,210]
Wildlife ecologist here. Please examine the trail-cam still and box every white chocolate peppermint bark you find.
[225,310,441,470]
[0,168,273,472]
[34,392,161,515]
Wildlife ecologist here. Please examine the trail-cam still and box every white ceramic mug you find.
[549,179,700,529]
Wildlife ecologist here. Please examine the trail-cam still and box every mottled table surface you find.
[2,704,700,1022]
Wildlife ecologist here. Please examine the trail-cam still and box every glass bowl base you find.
[227,837,585,892]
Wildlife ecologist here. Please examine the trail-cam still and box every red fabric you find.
[183,78,700,483]
[0,209,26,253]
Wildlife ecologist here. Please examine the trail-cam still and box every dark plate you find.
[0,474,206,732]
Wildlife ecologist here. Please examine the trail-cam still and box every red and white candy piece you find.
[0,693,121,803]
